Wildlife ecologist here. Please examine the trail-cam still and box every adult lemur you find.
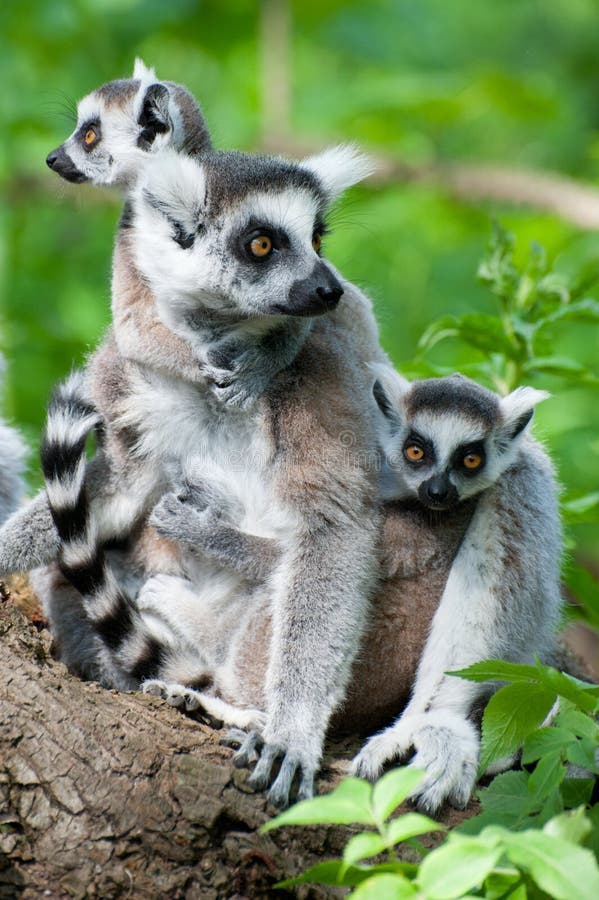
[17,132,384,808]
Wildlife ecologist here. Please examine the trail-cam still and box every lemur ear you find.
[369,363,410,428]
[137,83,172,151]
[302,145,374,200]
[499,386,549,439]
[136,152,206,249]
[132,58,157,82]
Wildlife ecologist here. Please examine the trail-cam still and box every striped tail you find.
[40,372,190,688]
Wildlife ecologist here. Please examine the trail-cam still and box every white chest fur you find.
[117,367,292,541]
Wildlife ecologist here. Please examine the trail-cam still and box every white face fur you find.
[46,59,184,187]
[372,365,549,509]
[129,146,373,329]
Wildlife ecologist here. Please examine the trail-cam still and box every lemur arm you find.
[352,448,562,814]
[150,492,281,583]
[233,340,381,808]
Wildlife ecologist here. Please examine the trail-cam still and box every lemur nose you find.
[46,151,59,170]
[428,483,448,501]
[316,284,343,304]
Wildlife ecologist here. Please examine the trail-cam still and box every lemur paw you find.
[351,710,479,815]
[149,491,218,541]
[229,730,316,808]
[142,679,206,713]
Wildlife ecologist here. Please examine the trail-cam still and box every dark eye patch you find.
[403,431,435,464]
[452,441,487,476]
[77,120,101,153]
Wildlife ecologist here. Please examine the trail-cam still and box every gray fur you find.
[352,371,562,813]
[0,355,27,529]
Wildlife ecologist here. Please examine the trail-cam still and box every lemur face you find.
[45,59,191,188]
[372,368,549,510]
[130,146,372,321]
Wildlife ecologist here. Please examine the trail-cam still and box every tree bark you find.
[0,581,473,900]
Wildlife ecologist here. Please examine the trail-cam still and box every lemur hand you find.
[201,339,274,410]
[226,729,316,809]
[149,491,221,544]
[351,710,479,815]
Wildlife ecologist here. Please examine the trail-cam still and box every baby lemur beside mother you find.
[0,60,562,813]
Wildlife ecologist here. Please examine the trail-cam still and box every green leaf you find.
[418,834,503,899]
[560,778,595,808]
[527,751,565,806]
[417,313,518,358]
[555,708,599,740]
[543,807,592,844]
[372,768,425,822]
[483,870,526,900]
[563,564,599,627]
[523,355,597,383]
[562,492,599,525]
[566,737,599,772]
[449,660,540,685]
[261,778,374,831]
[522,726,576,764]
[343,832,388,868]
[386,812,445,846]
[503,830,599,900]
[351,873,419,899]
[275,860,373,889]
[533,661,599,713]
[540,298,599,327]
[479,682,557,773]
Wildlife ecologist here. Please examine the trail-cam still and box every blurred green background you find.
[1,0,598,564]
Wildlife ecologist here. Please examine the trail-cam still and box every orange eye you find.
[84,127,97,146]
[405,445,425,462]
[249,235,273,258]
[463,453,482,470]
[312,233,322,253]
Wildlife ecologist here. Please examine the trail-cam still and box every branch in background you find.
[259,0,292,145]
[263,134,599,230]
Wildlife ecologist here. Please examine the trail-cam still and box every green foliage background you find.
[1,0,598,560]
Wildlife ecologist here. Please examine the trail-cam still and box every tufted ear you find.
[499,386,549,440]
[301,144,374,201]
[135,151,207,249]
[369,363,411,429]
[132,57,157,82]
[137,83,172,151]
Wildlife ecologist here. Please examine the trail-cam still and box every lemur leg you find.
[352,475,561,815]
[150,492,281,582]
[142,680,266,731]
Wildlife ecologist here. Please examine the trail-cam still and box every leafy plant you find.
[264,766,599,898]
[263,660,599,898]
[413,222,599,395]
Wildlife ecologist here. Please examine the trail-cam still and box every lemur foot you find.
[351,710,479,815]
[142,681,266,731]
[230,730,315,809]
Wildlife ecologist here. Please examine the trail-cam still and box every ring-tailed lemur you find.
[350,367,562,812]
[31,144,383,808]
[0,355,26,525]
[44,59,327,405]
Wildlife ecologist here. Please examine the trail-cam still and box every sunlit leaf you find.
[372,768,425,822]
[262,778,374,831]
